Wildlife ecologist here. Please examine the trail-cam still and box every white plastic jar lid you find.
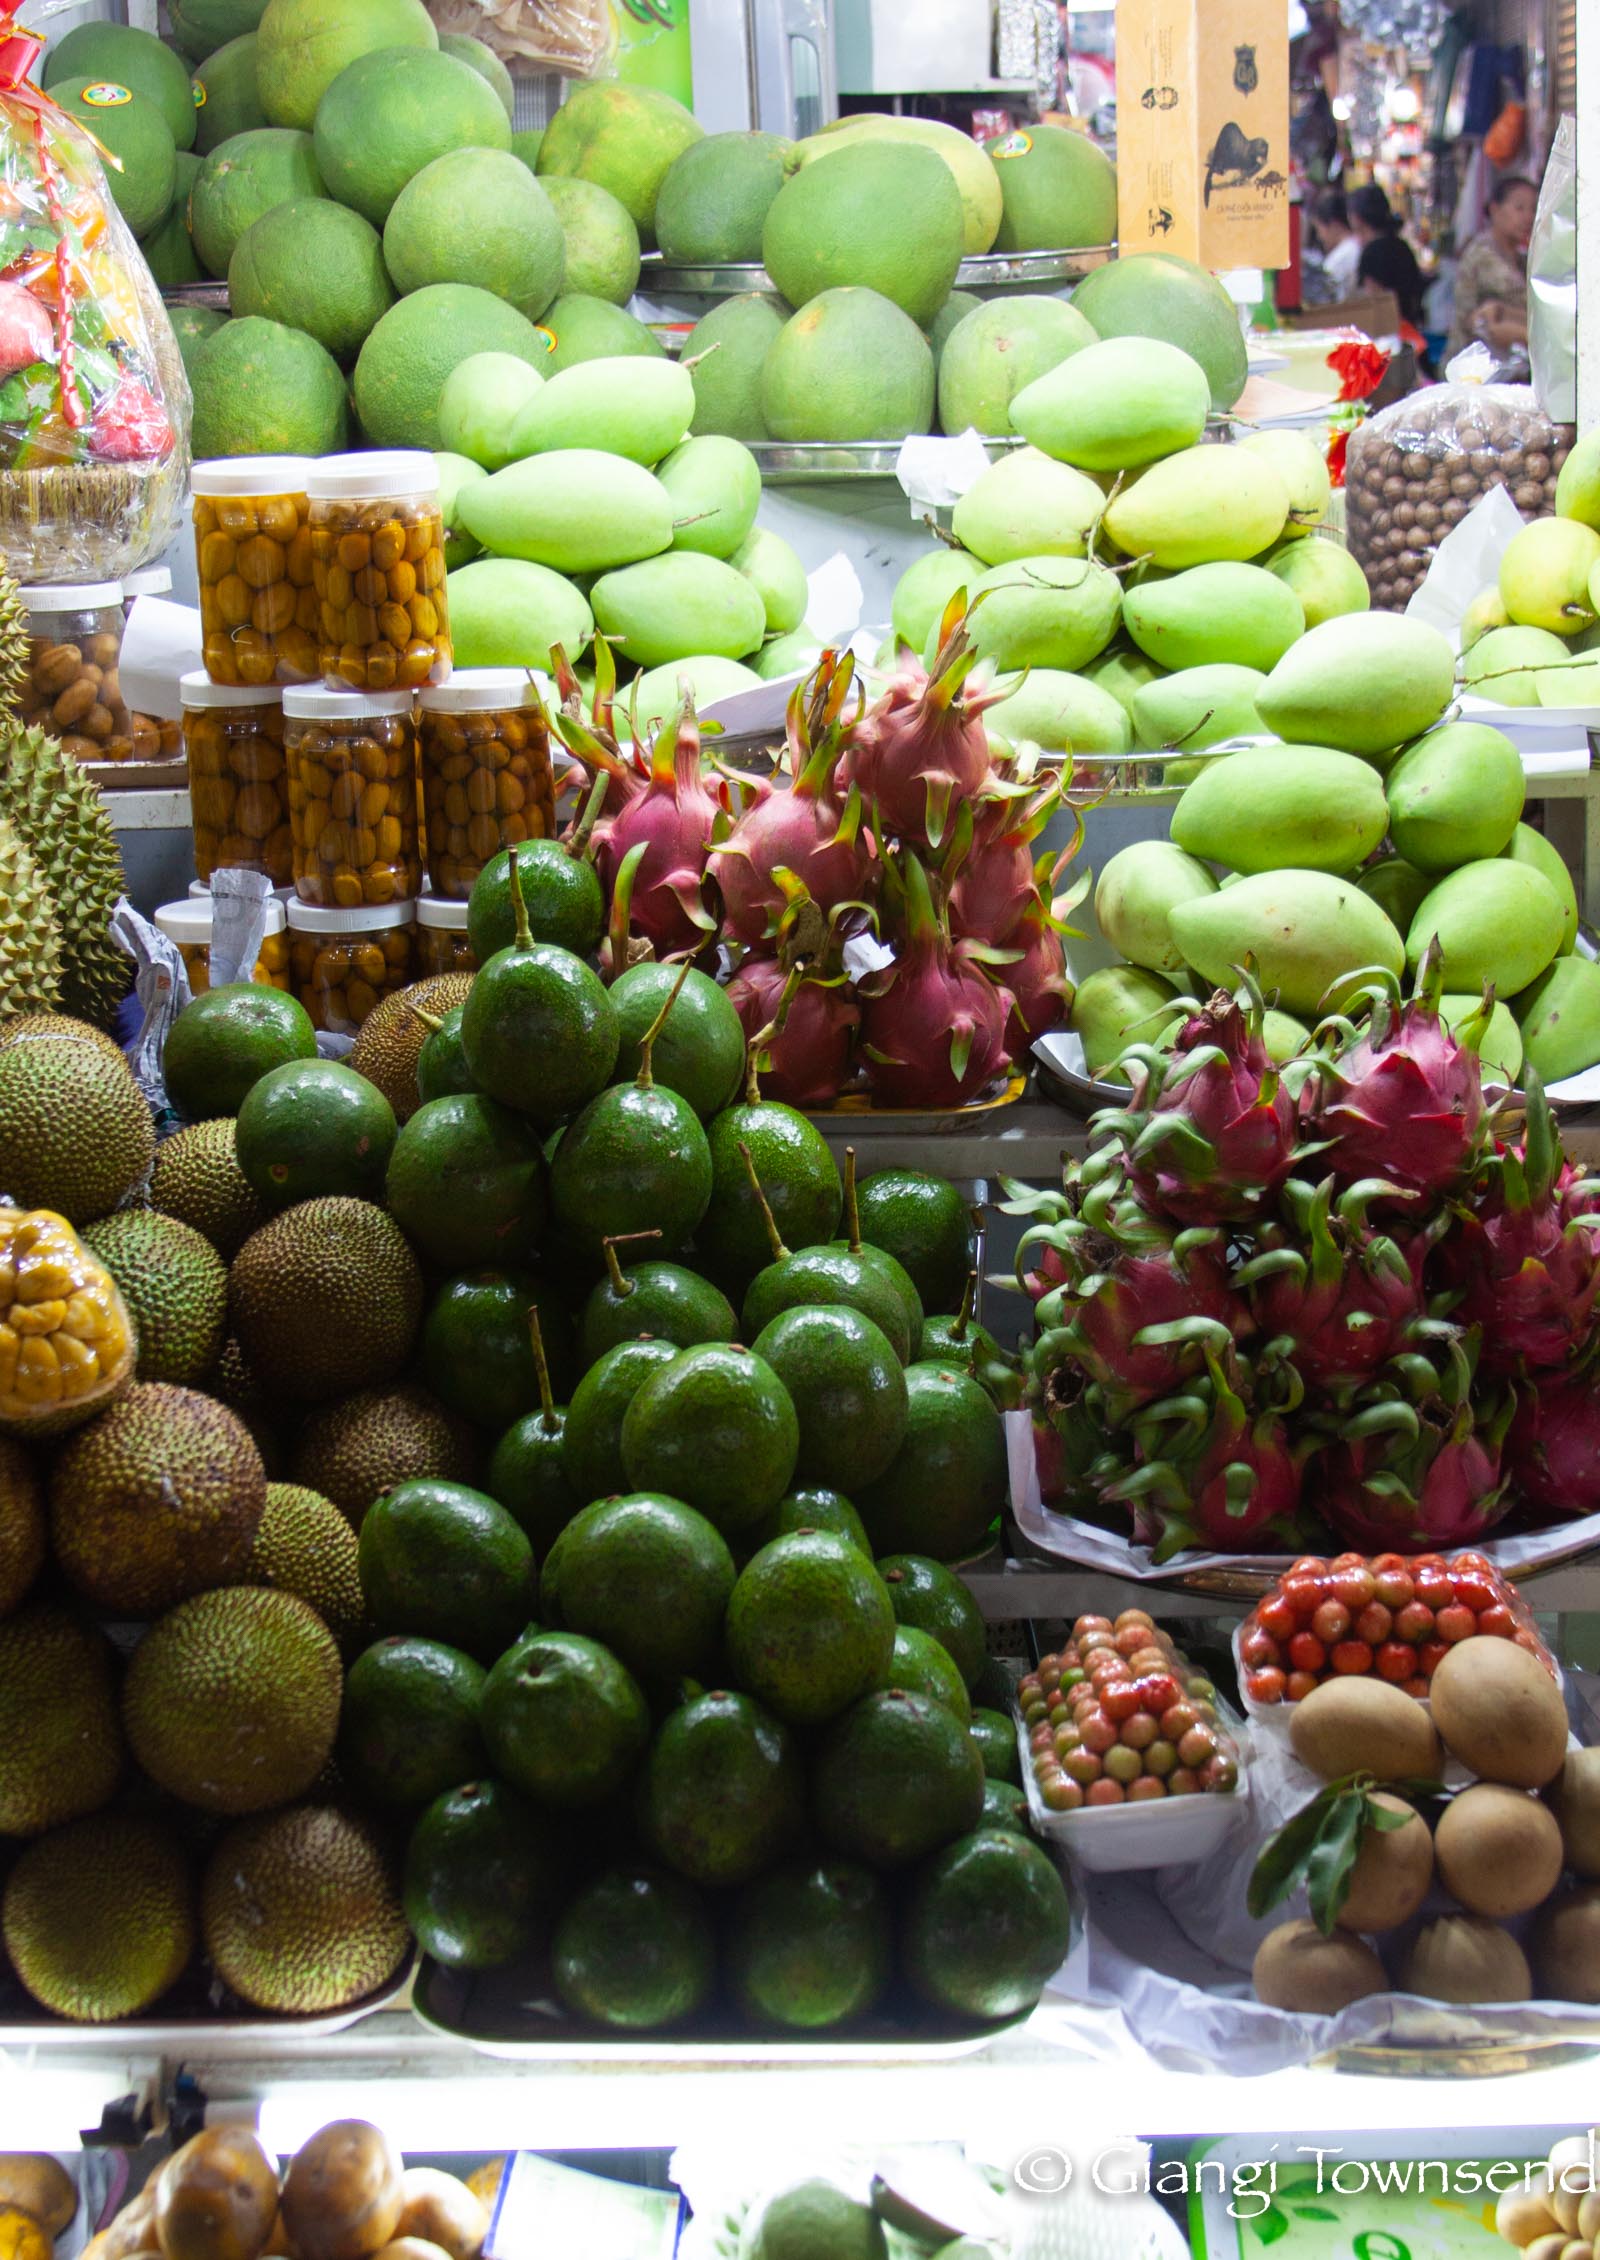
[305,450,440,502]
[416,895,470,929]
[192,456,312,495]
[180,668,283,711]
[20,582,123,611]
[124,566,173,598]
[287,898,416,934]
[419,667,542,714]
[156,896,287,941]
[282,684,415,721]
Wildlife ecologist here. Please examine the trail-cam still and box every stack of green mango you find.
[1459,424,1600,711]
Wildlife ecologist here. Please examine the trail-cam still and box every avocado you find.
[575,1235,737,1368]
[981,1778,1030,1834]
[423,1268,573,1431]
[698,1074,841,1293]
[386,1091,548,1269]
[338,1634,487,1810]
[413,1002,476,1104]
[609,959,745,1119]
[484,1306,580,1557]
[561,1335,680,1503]
[727,1859,892,2031]
[855,1167,971,1312]
[358,1477,538,1662]
[619,1342,799,1535]
[877,1554,987,1690]
[540,1491,735,1681]
[481,1628,651,1806]
[724,1529,895,1725]
[882,1625,972,1723]
[902,1826,1073,2021]
[403,1778,564,1969]
[642,1688,804,1886]
[740,1484,872,1560]
[917,1269,1004,1377]
[551,1863,716,2031]
[825,1146,924,1357]
[813,1687,986,1867]
[468,834,606,962]
[235,1058,397,1208]
[969,1706,1022,1784]
[739,1144,914,1359]
[751,1302,908,1493]
[855,1363,1006,1561]
[460,853,617,1125]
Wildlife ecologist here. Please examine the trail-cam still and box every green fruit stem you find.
[843,1143,863,1252]
[528,1305,558,1430]
[404,1004,444,1034]
[636,956,695,1091]
[951,1266,978,1341]
[569,771,610,863]
[737,1138,790,1264]
[509,840,533,950]
[602,1229,663,1298]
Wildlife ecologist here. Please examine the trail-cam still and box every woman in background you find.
[1349,183,1427,330]
[1308,189,1361,299]
[1446,173,1537,363]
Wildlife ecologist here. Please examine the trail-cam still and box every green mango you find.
[1122,562,1304,673]
[437,351,546,469]
[935,294,1096,436]
[1384,721,1524,874]
[986,668,1130,755]
[1439,992,1522,1087]
[733,525,808,633]
[626,656,761,733]
[1537,643,1600,704]
[1131,664,1264,752]
[964,555,1121,673]
[435,449,486,570]
[951,448,1103,566]
[1010,336,1210,471]
[1171,745,1388,875]
[1069,964,1182,1076]
[1460,623,1571,707]
[1080,641,1164,716]
[446,557,592,669]
[1094,840,1216,974]
[1257,613,1454,760]
[1502,822,1578,952]
[1359,855,1430,934]
[592,552,766,666]
[1555,426,1600,528]
[1515,955,1600,1084]
[1260,1007,1311,1063]
[1460,587,1510,649]
[891,548,979,652]
[1170,870,1404,1014]
[753,629,822,681]
[1102,444,1289,568]
[456,448,674,574]
[1239,429,1330,537]
[657,434,761,559]
[1407,860,1564,998]
[1499,516,1600,635]
[1263,537,1370,629]
[508,354,695,463]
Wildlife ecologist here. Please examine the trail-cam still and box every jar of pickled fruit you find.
[181,671,292,887]
[417,669,556,898]
[415,894,478,978]
[192,456,317,687]
[154,896,290,995]
[282,685,422,909]
[16,583,140,763]
[306,452,451,693]
[287,900,415,1034]
[121,567,182,763]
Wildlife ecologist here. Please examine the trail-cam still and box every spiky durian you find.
[0,722,127,1028]
[0,815,62,1016]
[0,573,28,720]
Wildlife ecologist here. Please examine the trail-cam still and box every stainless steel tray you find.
[0,1953,415,2047]
[641,246,1115,296]
[746,436,1022,483]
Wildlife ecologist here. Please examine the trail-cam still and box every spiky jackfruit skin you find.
[202,1803,411,2013]
[49,1382,266,1615]
[290,1384,478,1525]
[210,1333,284,1476]
[0,1010,123,1060]
[0,723,128,1027]
[0,573,29,719]
[123,1587,342,1815]
[2,1813,195,2021]
[349,975,474,1122]
[0,1027,155,1223]
[150,1117,269,1260]
[0,819,61,1016]
[244,1484,365,1647]
[0,1435,43,1613]
[0,1606,123,1836]
[229,1198,424,1404]
[82,1210,229,1385]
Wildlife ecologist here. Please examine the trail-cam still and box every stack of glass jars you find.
[418,670,556,898]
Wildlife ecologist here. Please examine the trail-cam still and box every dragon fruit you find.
[724,952,859,1109]
[564,694,724,957]
[1031,1216,1247,1416]
[1315,1341,1516,1552]
[847,595,1006,852]
[1100,1346,1308,1561]
[1236,1175,1441,1393]
[1507,1364,1600,1516]
[860,852,1013,1107]
[1307,946,1487,1204]
[1002,892,1073,1050]
[946,774,1064,945]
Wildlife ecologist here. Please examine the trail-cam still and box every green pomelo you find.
[189,126,322,276]
[733,528,808,635]
[891,550,979,651]
[1081,641,1165,715]
[1132,663,1264,752]
[384,149,565,318]
[1438,993,1523,1086]
[1359,855,1430,934]
[1094,839,1216,974]
[658,435,761,559]
[536,81,703,242]
[1069,251,1248,410]
[142,152,202,285]
[446,558,592,670]
[986,669,1130,755]
[540,176,640,306]
[256,0,437,131]
[928,289,981,367]
[228,196,392,362]
[1070,965,1182,1077]
[762,141,963,328]
[754,631,821,681]
[191,314,347,456]
[509,355,692,463]
[193,34,266,154]
[436,351,544,471]
[439,31,514,116]
[45,25,196,150]
[984,121,1116,252]
[312,48,511,227]
[1240,429,1331,536]
[799,114,1002,254]
[169,304,228,373]
[385,1094,545,1269]
[655,130,792,264]
[353,284,547,450]
[966,556,1120,672]
[683,293,785,440]
[592,553,766,667]
[168,0,266,63]
[1502,822,1578,952]
[1123,561,1304,672]
[1172,745,1389,875]
[1515,956,1600,1084]
[761,288,933,444]
[535,293,664,373]
[53,79,176,239]
[458,450,673,575]
[1407,861,1564,998]
[936,297,1096,440]
[1012,335,1209,471]
[511,128,542,171]
[1104,446,1289,569]
[1384,721,1525,874]
[1499,516,1600,636]
[626,657,761,736]
[435,449,486,569]
[1257,612,1454,760]
[1172,870,1405,1014]
[1462,623,1572,707]
[1263,536,1371,629]
[952,448,1102,565]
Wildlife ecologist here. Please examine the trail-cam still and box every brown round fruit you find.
[392,2176,487,2260]
[1402,1913,1531,2004]
[281,2125,402,2260]
[1336,1793,1433,1932]
[1534,1885,1600,2006]
[1428,1636,1568,1789]
[1546,2135,1596,2234]
[1495,2189,1561,2248]
[1549,1747,1600,1880]
[82,2190,157,2260]
[1252,1918,1387,2013]
[0,2158,76,2237]
[1287,1677,1442,1785]
[0,2212,51,2260]
[156,2129,281,2260]
[1434,1782,1566,1918]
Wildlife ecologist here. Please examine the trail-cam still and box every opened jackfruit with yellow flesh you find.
[0,1208,134,1435]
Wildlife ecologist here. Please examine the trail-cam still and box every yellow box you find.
[1115,0,1289,269]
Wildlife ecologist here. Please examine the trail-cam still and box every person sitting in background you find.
[1446,173,1537,364]
[1308,189,1362,300]
[1349,183,1427,330]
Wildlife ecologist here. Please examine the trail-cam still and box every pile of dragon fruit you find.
[1020,961,1600,1561]
[551,603,1074,1111]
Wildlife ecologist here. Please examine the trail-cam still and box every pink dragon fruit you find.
[847,595,1005,852]
[1100,1347,1309,1561]
[1003,895,1073,1049]
[860,852,1013,1107]
[564,694,724,957]
[724,952,860,1109]
[1306,946,1487,1204]
[1507,1365,1600,1516]
[1037,1231,1245,1416]
[1236,1175,1440,1393]
[946,775,1064,945]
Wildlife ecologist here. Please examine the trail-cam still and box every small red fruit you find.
[1394,1601,1435,1644]
[1402,1676,1430,1698]
[1127,1775,1166,1801]
[1418,1640,1449,1678]
[1376,1641,1413,1682]
[1120,1712,1159,1752]
[1312,1599,1351,1646]
[1178,1725,1215,1768]
[1258,1594,1298,1641]
[1281,1574,1324,1618]
[1290,1555,1328,1575]
[1450,1571,1498,1612]
[1041,1774,1084,1811]
[1287,1631,1327,1673]
[1160,1701,1200,1742]
[1331,1640,1374,1675]
[1373,1566,1415,1610]
[1085,1777,1125,1806]
[1245,1668,1285,1705]
[1135,1672,1181,1714]
[1102,1683,1145,1724]
[1435,1604,1476,1644]
[1329,1565,1377,1611]
[1286,1670,1320,1702]
[1104,1743,1143,1785]
[1168,1767,1201,1795]
[1415,1566,1455,1610]
[1144,1738,1177,1777]
[1354,1601,1393,1646]
[1477,1603,1515,1639]
[1080,1711,1117,1755]
[1075,1615,1113,1635]
[1063,1749,1102,1786]
[1115,1608,1156,1631]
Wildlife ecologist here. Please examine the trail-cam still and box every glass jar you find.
[192,455,317,688]
[16,582,136,763]
[415,894,478,978]
[307,452,451,693]
[182,671,292,887]
[282,685,422,909]
[154,896,290,994]
[123,566,182,762]
[287,900,415,1034]
[418,669,557,898]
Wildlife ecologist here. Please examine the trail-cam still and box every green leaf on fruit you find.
[1248,1771,1439,1936]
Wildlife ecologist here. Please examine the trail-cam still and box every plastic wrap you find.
[425,0,615,79]
[0,13,189,582]
[1530,112,1577,424]
[1345,381,1574,612]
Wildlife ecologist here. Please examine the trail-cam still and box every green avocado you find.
[902,1826,1073,2021]
[724,1529,895,1725]
[552,1863,716,2031]
[560,1335,680,1503]
[727,1859,892,2031]
[481,1627,651,1807]
[854,1167,971,1312]
[575,1242,736,1369]
[619,1342,799,1534]
[812,1687,985,1867]
[403,1778,564,1969]
[540,1491,735,1681]
[422,1269,573,1431]
[385,1091,547,1269]
[467,835,605,961]
[642,1688,804,1887]
[338,1634,487,1810]
[751,1303,908,1492]
[358,1476,538,1661]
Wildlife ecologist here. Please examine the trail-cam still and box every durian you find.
[0,723,127,1028]
[0,815,62,1016]
[0,572,28,720]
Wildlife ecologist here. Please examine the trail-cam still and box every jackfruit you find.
[0,1206,135,1438]
[0,1026,155,1223]
[0,1010,123,1062]
[123,1586,342,1814]
[290,1383,478,1524]
[82,1210,228,1385]
[150,1118,269,1260]
[0,820,62,1017]
[201,1803,411,2012]
[2,1814,194,2022]
[230,1199,425,1403]
[0,1435,43,1613]
[0,722,128,1027]
[210,1333,284,1476]
[349,975,475,1122]
[0,1606,122,1836]
[244,1483,365,1647]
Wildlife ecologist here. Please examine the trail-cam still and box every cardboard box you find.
[1115,0,1289,270]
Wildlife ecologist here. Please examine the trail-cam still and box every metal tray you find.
[641,246,1115,297]
[0,1952,416,2047]
[747,437,1024,484]
[807,1067,1030,1123]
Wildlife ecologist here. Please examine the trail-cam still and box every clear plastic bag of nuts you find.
[1346,383,1576,612]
